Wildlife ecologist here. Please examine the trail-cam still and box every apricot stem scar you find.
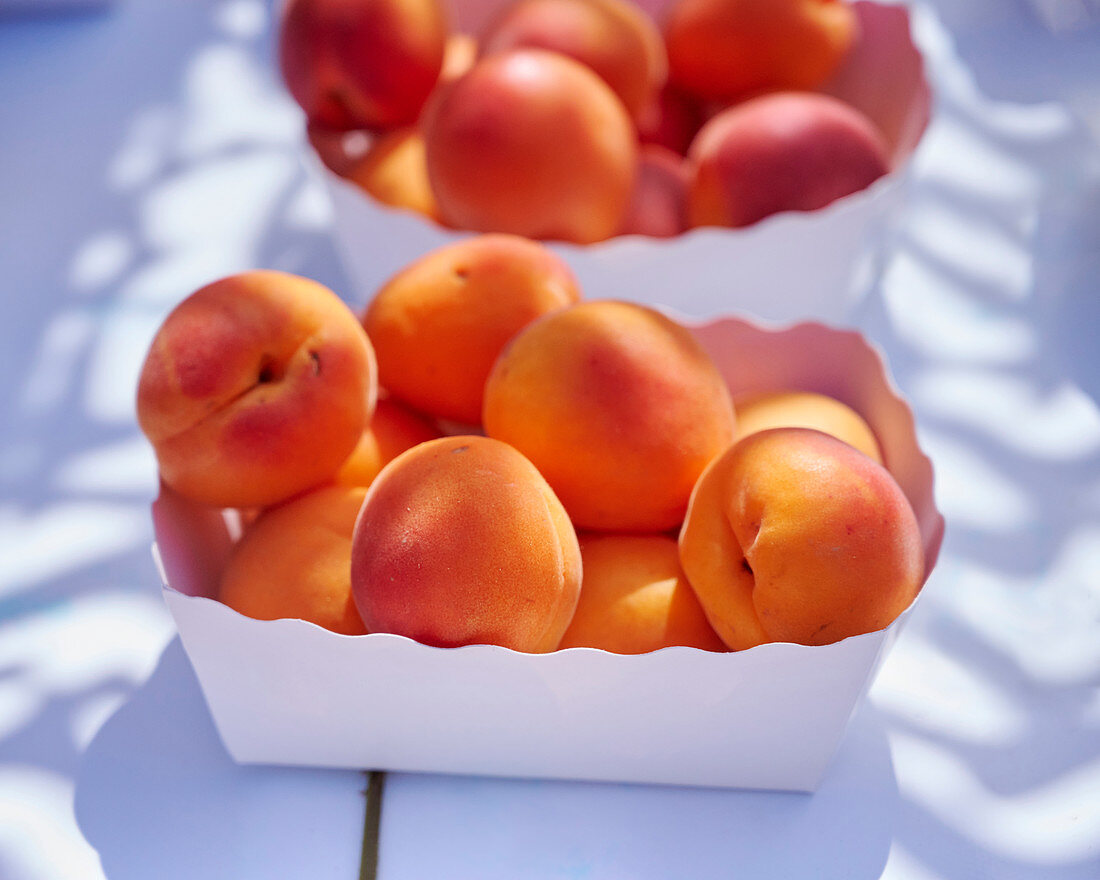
[257,356,277,384]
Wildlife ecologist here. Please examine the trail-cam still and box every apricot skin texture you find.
[680,428,924,650]
[688,92,890,228]
[219,485,368,635]
[364,234,581,424]
[279,0,448,131]
[481,0,667,119]
[351,436,582,653]
[559,534,727,654]
[423,50,638,244]
[347,127,441,221]
[734,390,883,463]
[137,271,376,509]
[335,395,442,488]
[664,0,856,102]
[483,301,735,533]
[619,144,690,238]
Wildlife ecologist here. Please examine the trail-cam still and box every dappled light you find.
[1,0,1098,878]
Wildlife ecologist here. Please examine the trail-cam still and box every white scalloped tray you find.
[321,0,932,324]
[153,316,944,792]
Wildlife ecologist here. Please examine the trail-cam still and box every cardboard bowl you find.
[152,316,944,792]
[320,0,931,323]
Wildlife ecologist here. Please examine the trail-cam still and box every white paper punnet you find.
[321,0,932,324]
[154,317,944,792]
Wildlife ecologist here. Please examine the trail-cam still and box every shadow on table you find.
[75,639,366,880]
[915,0,1100,107]
[852,12,1100,875]
[0,0,348,704]
[76,638,900,880]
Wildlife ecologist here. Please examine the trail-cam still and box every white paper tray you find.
[321,0,932,324]
[153,316,944,792]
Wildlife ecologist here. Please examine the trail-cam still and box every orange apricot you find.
[279,0,448,131]
[422,49,638,243]
[345,126,440,220]
[481,0,667,119]
[618,143,690,238]
[664,0,857,102]
[363,234,581,424]
[734,390,882,463]
[351,436,582,652]
[307,122,372,178]
[679,428,924,650]
[559,534,726,653]
[440,32,478,85]
[483,301,735,532]
[219,485,368,635]
[688,92,889,228]
[636,83,703,155]
[335,395,442,487]
[137,271,376,509]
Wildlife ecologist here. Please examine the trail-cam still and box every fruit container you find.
[317,0,931,325]
[152,316,944,792]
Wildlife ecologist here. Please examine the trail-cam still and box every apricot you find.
[345,126,440,221]
[680,428,924,650]
[483,301,735,532]
[335,395,442,488]
[440,32,478,85]
[734,390,882,463]
[559,534,726,653]
[636,84,702,155]
[480,0,667,119]
[137,271,377,509]
[307,122,372,178]
[279,0,448,131]
[219,486,367,635]
[618,144,689,238]
[688,92,890,228]
[664,0,857,102]
[422,49,637,243]
[351,436,582,652]
[364,234,581,424]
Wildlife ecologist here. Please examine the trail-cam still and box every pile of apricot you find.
[282,0,893,242]
[137,235,926,653]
